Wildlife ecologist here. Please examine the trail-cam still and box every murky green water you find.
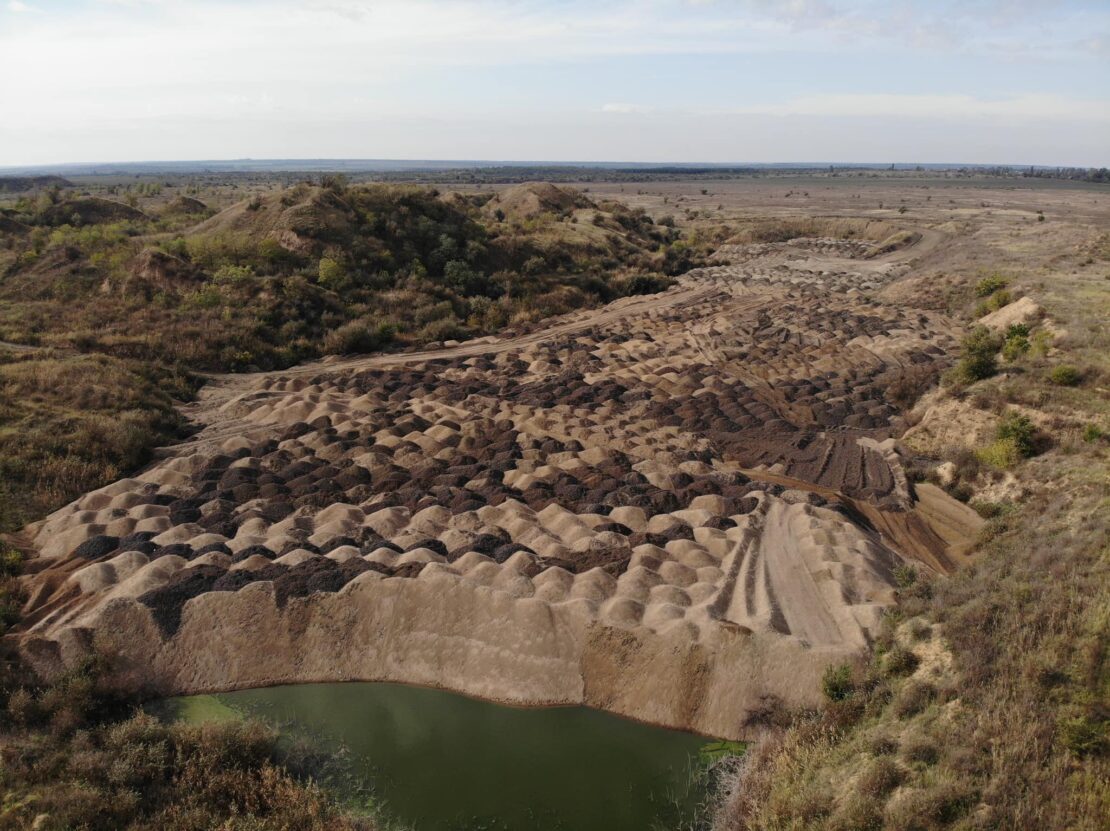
[159,682,740,830]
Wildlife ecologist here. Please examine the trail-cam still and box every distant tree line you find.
[1020,166,1110,183]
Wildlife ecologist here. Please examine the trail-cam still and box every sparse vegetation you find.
[0,351,194,531]
[975,274,1008,297]
[0,181,683,529]
[0,661,371,831]
[0,181,678,372]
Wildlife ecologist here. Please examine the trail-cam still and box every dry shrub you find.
[857,757,905,799]
[828,794,884,831]
[0,664,371,831]
[885,781,977,830]
[892,681,936,719]
[900,734,940,766]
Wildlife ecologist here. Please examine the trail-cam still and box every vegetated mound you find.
[163,195,210,216]
[0,181,678,371]
[483,182,593,220]
[189,185,355,255]
[116,247,202,297]
[0,213,30,235]
[0,175,73,193]
[0,349,192,530]
[39,197,148,226]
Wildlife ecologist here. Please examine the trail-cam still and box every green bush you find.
[212,263,254,283]
[996,411,1036,457]
[1059,715,1107,757]
[977,412,1036,469]
[975,274,1009,297]
[822,663,855,702]
[0,545,22,576]
[977,438,1022,469]
[953,326,1002,383]
[318,256,348,290]
[1002,331,1030,361]
[417,316,467,344]
[893,565,918,589]
[323,320,395,355]
[1048,364,1081,386]
[988,288,1012,310]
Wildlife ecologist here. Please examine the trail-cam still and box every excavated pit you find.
[10,234,982,740]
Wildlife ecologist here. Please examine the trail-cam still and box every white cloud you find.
[0,1,1106,164]
[7,1,32,13]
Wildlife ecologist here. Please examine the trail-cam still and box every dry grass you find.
[712,188,1110,831]
[0,350,193,532]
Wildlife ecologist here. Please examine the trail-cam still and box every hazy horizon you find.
[7,158,1104,175]
[2,1,1108,167]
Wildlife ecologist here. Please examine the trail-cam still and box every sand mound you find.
[484,182,593,220]
[978,296,1044,331]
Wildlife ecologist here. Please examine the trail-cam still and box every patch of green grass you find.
[1048,364,1082,386]
[699,740,748,765]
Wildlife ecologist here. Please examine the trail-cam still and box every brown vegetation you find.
[0,660,371,831]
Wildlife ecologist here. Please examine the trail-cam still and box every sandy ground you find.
[8,182,1040,738]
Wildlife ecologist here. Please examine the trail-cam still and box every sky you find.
[1,0,1108,166]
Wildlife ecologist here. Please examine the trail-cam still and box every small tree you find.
[317,257,347,290]
[954,326,1002,383]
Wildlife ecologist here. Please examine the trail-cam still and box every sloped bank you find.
[20,564,835,741]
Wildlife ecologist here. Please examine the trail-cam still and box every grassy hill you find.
[1,180,676,370]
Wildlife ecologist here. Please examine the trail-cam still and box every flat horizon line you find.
[2,158,1104,175]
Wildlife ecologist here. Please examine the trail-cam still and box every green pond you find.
[158,682,741,830]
